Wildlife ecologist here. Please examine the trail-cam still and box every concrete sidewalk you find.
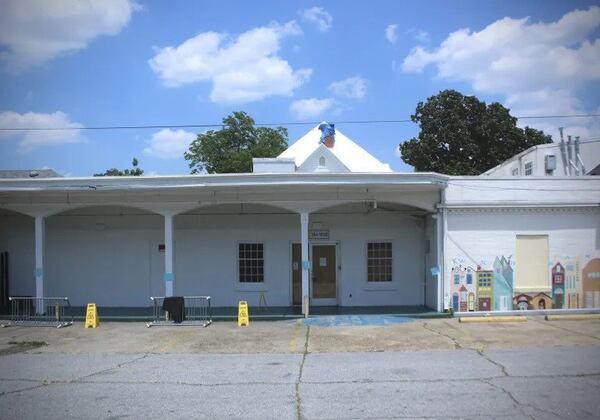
[1,316,599,354]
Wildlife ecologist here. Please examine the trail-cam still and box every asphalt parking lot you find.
[0,317,599,419]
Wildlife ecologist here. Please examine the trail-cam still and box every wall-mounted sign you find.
[309,229,330,240]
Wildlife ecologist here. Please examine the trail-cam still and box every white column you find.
[435,211,443,313]
[164,214,174,297]
[34,216,44,313]
[300,212,310,316]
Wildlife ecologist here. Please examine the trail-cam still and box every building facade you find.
[1,124,599,313]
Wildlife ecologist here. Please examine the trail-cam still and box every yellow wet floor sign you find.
[238,301,249,326]
[85,303,99,328]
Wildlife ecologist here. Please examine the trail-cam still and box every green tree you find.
[399,90,552,175]
[94,158,144,177]
[185,111,288,174]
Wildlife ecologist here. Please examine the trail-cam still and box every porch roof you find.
[0,172,447,216]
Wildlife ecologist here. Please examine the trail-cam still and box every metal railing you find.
[146,296,212,327]
[7,297,73,328]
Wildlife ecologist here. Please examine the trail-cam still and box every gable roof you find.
[278,125,393,172]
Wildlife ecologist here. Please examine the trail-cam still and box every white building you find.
[1,124,599,314]
[483,137,600,177]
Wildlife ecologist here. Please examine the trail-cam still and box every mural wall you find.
[450,255,600,312]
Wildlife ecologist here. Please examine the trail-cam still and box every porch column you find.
[34,216,44,313]
[164,213,174,297]
[300,212,310,317]
[435,211,443,312]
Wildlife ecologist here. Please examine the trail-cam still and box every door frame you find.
[290,241,340,306]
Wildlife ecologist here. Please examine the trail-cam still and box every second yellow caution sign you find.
[85,303,99,328]
[238,301,249,326]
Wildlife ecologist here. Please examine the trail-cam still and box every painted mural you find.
[450,256,513,312]
[449,254,600,312]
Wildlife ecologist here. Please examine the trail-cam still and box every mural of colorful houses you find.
[564,257,581,309]
[582,258,600,308]
[493,256,513,311]
[450,254,599,312]
[476,270,493,311]
[552,262,565,309]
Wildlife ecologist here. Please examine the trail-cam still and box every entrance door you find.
[311,244,337,305]
[292,244,301,305]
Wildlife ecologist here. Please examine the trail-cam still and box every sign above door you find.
[309,229,330,240]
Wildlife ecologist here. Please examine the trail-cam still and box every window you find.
[367,242,392,282]
[454,274,460,284]
[524,161,533,176]
[239,243,264,283]
[466,273,473,284]
[511,167,519,176]
[478,272,492,287]
[318,156,326,167]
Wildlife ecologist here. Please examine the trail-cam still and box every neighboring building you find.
[0,123,599,314]
[483,137,600,177]
[552,263,565,309]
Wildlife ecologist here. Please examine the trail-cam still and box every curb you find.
[545,314,600,321]
[459,316,527,323]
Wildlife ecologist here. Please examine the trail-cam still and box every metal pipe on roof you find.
[558,128,569,176]
[567,135,573,176]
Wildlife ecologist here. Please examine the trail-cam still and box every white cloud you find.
[0,0,138,70]
[402,6,600,139]
[0,111,84,152]
[290,98,335,119]
[413,30,430,44]
[300,7,333,32]
[149,21,311,104]
[385,24,398,44]
[328,76,367,99]
[143,128,196,160]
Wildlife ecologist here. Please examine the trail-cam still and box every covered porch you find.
[0,173,446,316]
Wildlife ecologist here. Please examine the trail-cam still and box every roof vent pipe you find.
[567,135,573,176]
[574,136,585,175]
[558,127,568,176]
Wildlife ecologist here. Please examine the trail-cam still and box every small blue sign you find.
[164,272,174,282]
[430,266,440,276]
[34,267,43,277]
[302,260,312,270]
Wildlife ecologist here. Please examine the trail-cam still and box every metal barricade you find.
[8,297,73,328]
[146,296,212,327]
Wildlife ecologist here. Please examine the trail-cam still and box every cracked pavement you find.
[0,318,599,419]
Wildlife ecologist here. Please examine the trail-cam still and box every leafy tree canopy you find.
[185,111,288,174]
[94,158,144,177]
[399,90,552,175]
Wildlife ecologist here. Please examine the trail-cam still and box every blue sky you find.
[0,0,599,176]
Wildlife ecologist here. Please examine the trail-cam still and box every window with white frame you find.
[367,242,392,282]
[239,243,264,283]
[524,161,533,175]
[511,167,519,176]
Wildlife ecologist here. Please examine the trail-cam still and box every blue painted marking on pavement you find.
[301,315,417,327]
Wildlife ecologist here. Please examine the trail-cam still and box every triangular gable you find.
[297,144,350,173]
[278,125,393,173]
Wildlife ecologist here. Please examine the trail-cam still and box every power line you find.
[0,114,599,132]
